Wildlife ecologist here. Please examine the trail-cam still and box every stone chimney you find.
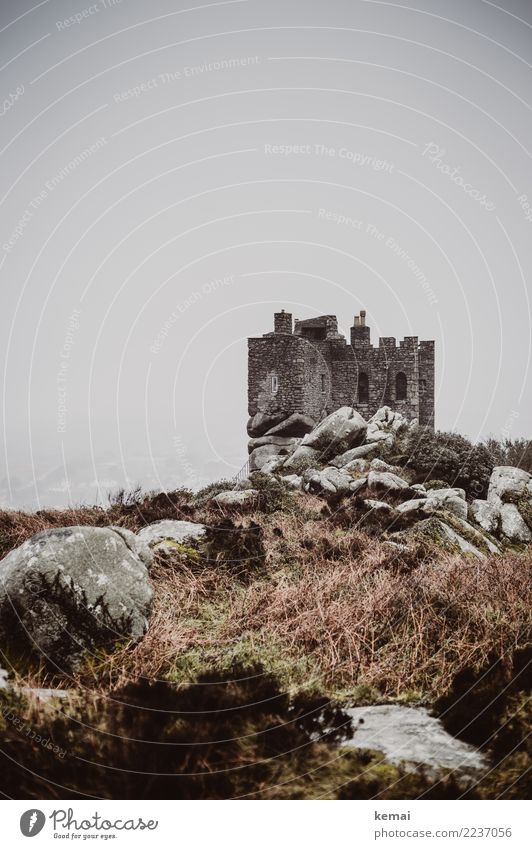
[351,310,371,347]
[274,310,293,334]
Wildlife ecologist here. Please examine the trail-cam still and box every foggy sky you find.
[1,0,531,508]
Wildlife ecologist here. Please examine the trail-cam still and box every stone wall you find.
[248,312,435,429]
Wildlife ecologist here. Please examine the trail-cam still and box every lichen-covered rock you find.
[302,468,334,495]
[449,516,501,554]
[429,486,467,502]
[426,489,468,521]
[264,413,315,437]
[499,503,532,543]
[282,474,303,490]
[320,467,354,495]
[362,499,396,516]
[396,497,431,517]
[301,407,367,457]
[0,526,153,669]
[342,459,370,475]
[469,500,500,535]
[367,470,410,494]
[365,426,394,447]
[212,489,258,507]
[302,466,363,497]
[282,444,321,473]
[488,466,532,504]
[369,459,402,474]
[369,406,409,433]
[330,443,378,467]
[137,520,206,549]
[259,456,286,474]
[389,517,486,559]
[249,441,296,471]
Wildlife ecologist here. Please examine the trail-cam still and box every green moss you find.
[516,497,532,530]
[167,631,324,697]
[424,479,451,490]
[440,510,499,555]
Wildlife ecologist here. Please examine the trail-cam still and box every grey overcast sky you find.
[1,0,531,508]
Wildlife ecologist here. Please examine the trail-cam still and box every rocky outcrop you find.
[0,526,153,669]
[249,442,297,472]
[488,466,532,503]
[264,413,315,437]
[247,410,289,438]
[283,444,321,473]
[303,466,361,497]
[469,500,500,534]
[330,444,378,467]
[499,503,532,543]
[301,407,367,458]
[247,435,301,452]
[389,517,487,559]
[367,470,411,494]
[243,406,532,555]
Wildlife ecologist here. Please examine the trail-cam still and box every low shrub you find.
[396,428,494,498]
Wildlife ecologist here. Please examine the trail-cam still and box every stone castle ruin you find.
[247,310,435,438]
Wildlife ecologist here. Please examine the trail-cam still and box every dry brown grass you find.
[61,507,532,700]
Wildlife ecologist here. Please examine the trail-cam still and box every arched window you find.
[395,371,407,401]
[358,372,369,403]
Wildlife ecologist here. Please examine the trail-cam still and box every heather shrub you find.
[396,427,494,498]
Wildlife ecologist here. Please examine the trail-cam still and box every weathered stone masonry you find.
[248,310,435,430]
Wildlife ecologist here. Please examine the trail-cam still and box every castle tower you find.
[247,310,435,436]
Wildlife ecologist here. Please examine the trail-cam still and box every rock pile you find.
[230,406,532,557]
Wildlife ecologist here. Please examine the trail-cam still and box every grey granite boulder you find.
[247,410,288,438]
[0,526,153,669]
[282,474,303,490]
[137,520,206,549]
[342,459,370,475]
[247,435,300,453]
[330,443,378,467]
[264,412,315,437]
[362,499,397,516]
[488,466,532,504]
[367,470,411,494]
[249,441,296,471]
[260,456,287,474]
[301,407,367,457]
[427,489,468,521]
[369,406,409,433]
[469,500,500,535]
[212,489,258,507]
[365,426,395,447]
[499,503,532,543]
[389,517,486,559]
[369,459,402,474]
[283,444,321,473]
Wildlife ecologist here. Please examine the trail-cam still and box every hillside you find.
[0,408,530,800]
